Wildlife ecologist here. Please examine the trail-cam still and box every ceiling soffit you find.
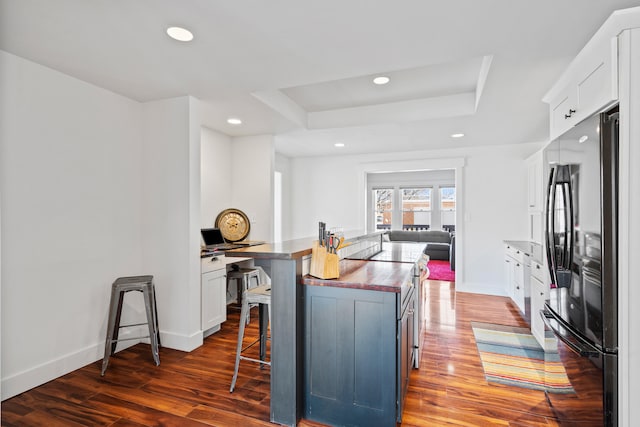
[252,55,493,130]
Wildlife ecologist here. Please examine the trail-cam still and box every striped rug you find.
[471,322,575,394]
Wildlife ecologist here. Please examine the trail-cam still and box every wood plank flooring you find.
[2,281,600,426]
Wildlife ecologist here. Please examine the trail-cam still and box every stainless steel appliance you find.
[543,107,618,426]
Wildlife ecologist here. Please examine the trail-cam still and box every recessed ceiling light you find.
[334,142,345,147]
[578,135,589,144]
[227,117,242,125]
[373,76,390,85]
[451,133,465,138]
[166,26,194,42]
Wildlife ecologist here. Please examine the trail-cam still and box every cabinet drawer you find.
[530,260,545,283]
[506,245,525,263]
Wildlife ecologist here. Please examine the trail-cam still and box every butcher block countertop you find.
[302,259,414,293]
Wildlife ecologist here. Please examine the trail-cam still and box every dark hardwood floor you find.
[2,280,601,426]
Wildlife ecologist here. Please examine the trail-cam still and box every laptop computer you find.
[201,228,240,251]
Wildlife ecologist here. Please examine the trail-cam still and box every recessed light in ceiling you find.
[166,26,194,42]
[334,142,345,147]
[227,117,242,125]
[451,133,465,138]
[373,76,390,85]
[578,135,589,144]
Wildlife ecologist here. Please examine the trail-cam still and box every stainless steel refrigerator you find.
[543,106,618,426]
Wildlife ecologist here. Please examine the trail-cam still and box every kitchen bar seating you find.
[227,267,260,322]
[101,275,160,376]
[230,283,272,392]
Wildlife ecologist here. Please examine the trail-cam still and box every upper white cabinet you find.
[526,150,544,212]
[544,37,618,140]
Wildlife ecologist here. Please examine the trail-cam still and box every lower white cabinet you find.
[530,274,547,347]
[202,268,227,332]
[504,244,530,316]
[529,260,556,350]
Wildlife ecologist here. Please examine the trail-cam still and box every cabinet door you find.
[513,260,526,314]
[574,37,618,124]
[547,37,618,141]
[527,152,543,212]
[550,89,578,140]
[398,289,415,423]
[530,275,547,348]
[202,269,227,331]
[504,254,514,298]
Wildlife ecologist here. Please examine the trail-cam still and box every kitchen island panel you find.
[304,285,397,427]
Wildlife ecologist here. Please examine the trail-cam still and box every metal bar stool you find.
[101,275,160,376]
[230,284,271,392]
[227,267,260,323]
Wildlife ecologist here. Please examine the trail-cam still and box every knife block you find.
[309,241,340,279]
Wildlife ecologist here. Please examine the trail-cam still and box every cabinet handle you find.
[536,265,541,269]
[540,292,544,296]
[516,286,520,290]
[564,108,576,119]
[516,263,521,267]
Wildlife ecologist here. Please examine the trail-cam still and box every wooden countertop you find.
[302,259,414,293]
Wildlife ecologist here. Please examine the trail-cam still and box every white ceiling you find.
[1,0,639,157]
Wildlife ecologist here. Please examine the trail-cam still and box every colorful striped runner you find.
[471,322,575,394]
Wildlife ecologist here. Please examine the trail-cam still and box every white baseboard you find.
[1,327,204,401]
[158,329,203,352]
[0,337,137,401]
[455,280,508,297]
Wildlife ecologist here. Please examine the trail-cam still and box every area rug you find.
[471,322,574,394]
[426,260,455,282]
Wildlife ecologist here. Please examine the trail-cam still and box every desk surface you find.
[225,230,384,260]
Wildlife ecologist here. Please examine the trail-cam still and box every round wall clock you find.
[215,208,250,242]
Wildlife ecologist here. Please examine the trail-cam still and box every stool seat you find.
[230,284,272,392]
[101,275,160,376]
[227,267,260,305]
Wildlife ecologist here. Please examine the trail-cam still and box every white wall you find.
[200,127,232,230]
[0,51,144,399]
[230,135,275,242]
[288,143,538,296]
[141,96,202,352]
[275,153,292,241]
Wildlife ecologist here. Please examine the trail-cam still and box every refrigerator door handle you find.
[541,307,600,357]
[545,167,557,285]
[564,170,574,271]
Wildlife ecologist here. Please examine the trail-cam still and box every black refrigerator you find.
[543,106,618,426]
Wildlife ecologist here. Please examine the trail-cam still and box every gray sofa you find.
[386,230,455,270]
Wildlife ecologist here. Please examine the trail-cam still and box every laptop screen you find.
[201,228,225,245]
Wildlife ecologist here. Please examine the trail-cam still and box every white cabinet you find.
[504,253,514,298]
[545,37,618,141]
[529,260,556,351]
[527,151,544,212]
[202,268,227,333]
[526,150,545,243]
[513,258,526,314]
[504,244,530,316]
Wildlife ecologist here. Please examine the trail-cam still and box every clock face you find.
[215,209,250,242]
